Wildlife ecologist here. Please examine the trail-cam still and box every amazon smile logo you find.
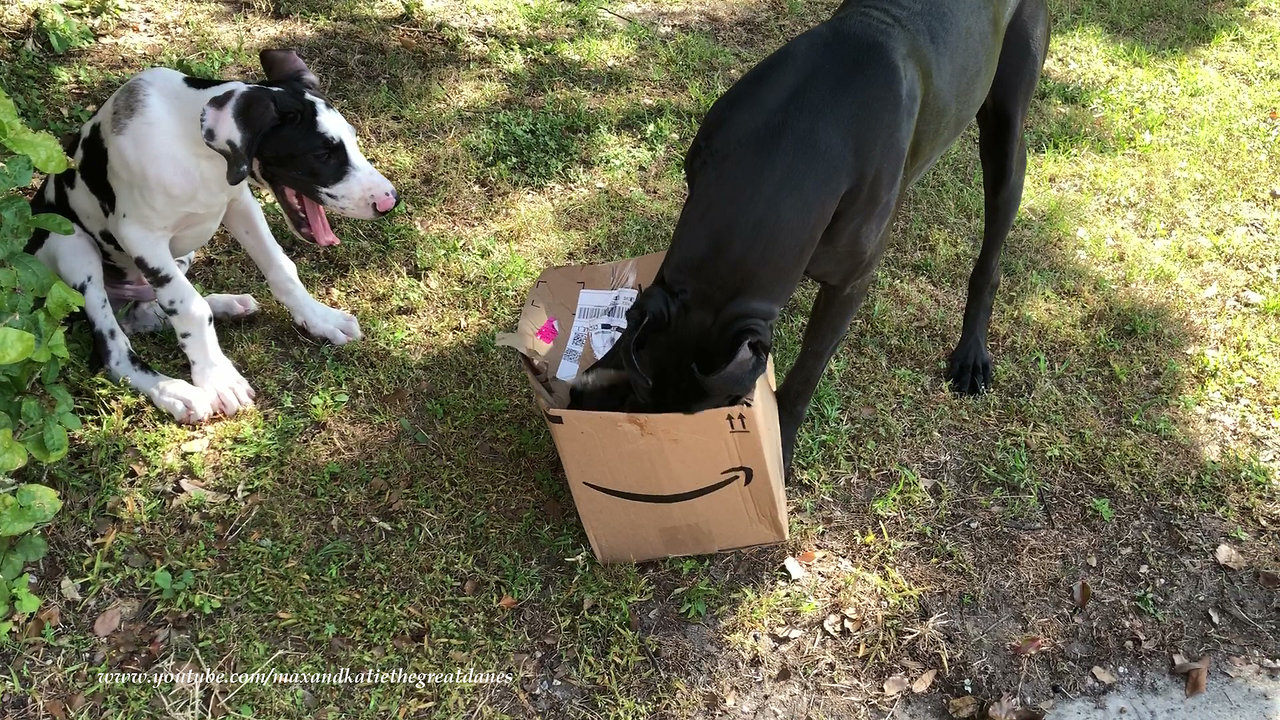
[583,466,754,504]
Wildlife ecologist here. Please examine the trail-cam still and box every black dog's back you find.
[572,0,1048,473]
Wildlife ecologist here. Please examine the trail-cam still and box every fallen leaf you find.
[44,699,66,720]
[1208,607,1221,625]
[912,669,937,693]
[129,462,146,477]
[462,578,479,595]
[178,479,230,504]
[988,694,1047,720]
[822,613,844,637]
[179,437,209,454]
[1087,555,1098,568]
[987,695,1019,720]
[771,626,805,641]
[883,674,909,697]
[93,606,122,637]
[59,576,82,602]
[1223,656,1258,678]
[1010,636,1045,656]
[796,549,827,565]
[774,664,792,682]
[947,695,981,718]
[37,606,61,627]
[1091,666,1118,685]
[1071,580,1092,609]
[783,557,807,581]
[1173,655,1210,697]
[498,595,518,610]
[1215,543,1246,570]
[1259,571,1279,589]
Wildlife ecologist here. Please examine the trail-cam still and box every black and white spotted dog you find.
[26,49,397,423]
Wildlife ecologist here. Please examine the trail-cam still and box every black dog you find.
[571,0,1050,471]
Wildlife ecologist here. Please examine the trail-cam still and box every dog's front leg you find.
[129,240,256,417]
[776,278,875,472]
[221,192,362,346]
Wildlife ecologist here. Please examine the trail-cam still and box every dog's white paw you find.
[192,361,256,417]
[293,302,362,346]
[150,379,216,424]
[206,294,260,319]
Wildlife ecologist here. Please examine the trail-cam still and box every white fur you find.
[34,67,391,423]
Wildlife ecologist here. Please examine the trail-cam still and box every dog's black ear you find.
[200,87,279,186]
[620,286,675,396]
[694,324,770,399]
[259,49,321,92]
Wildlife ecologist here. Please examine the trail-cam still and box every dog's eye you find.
[313,147,334,160]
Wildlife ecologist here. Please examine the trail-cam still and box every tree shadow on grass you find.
[6,0,1277,717]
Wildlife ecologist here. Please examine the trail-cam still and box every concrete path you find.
[892,668,1280,720]
[1051,671,1279,720]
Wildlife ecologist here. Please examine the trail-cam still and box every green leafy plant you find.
[1,85,79,633]
[1,87,82,474]
[670,578,719,620]
[152,567,221,614]
[1090,497,1116,522]
[0,484,62,634]
[35,3,96,55]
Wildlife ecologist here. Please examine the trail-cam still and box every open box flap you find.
[497,252,665,407]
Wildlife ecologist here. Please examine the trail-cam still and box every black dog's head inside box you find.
[499,253,788,564]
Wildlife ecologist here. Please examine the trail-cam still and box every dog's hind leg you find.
[117,253,256,334]
[947,0,1049,394]
[42,230,215,423]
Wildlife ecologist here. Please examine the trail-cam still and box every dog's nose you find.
[373,190,398,216]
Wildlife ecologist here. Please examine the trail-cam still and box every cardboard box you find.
[500,252,789,563]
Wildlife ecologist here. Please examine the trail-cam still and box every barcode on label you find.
[555,287,639,382]
[574,304,628,321]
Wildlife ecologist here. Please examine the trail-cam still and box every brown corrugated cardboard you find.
[501,253,789,563]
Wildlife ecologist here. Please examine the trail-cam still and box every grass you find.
[1,0,1278,717]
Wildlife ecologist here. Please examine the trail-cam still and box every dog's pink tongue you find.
[302,196,340,246]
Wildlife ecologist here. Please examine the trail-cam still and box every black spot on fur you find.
[133,256,173,289]
[207,316,214,326]
[24,228,49,255]
[102,259,128,285]
[163,305,179,317]
[63,131,81,157]
[255,95,354,207]
[111,80,146,135]
[126,349,153,373]
[90,329,111,369]
[206,89,236,110]
[98,230,124,254]
[79,123,116,217]
[179,332,191,339]
[108,329,117,341]
[184,76,233,90]
[26,167,83,252]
